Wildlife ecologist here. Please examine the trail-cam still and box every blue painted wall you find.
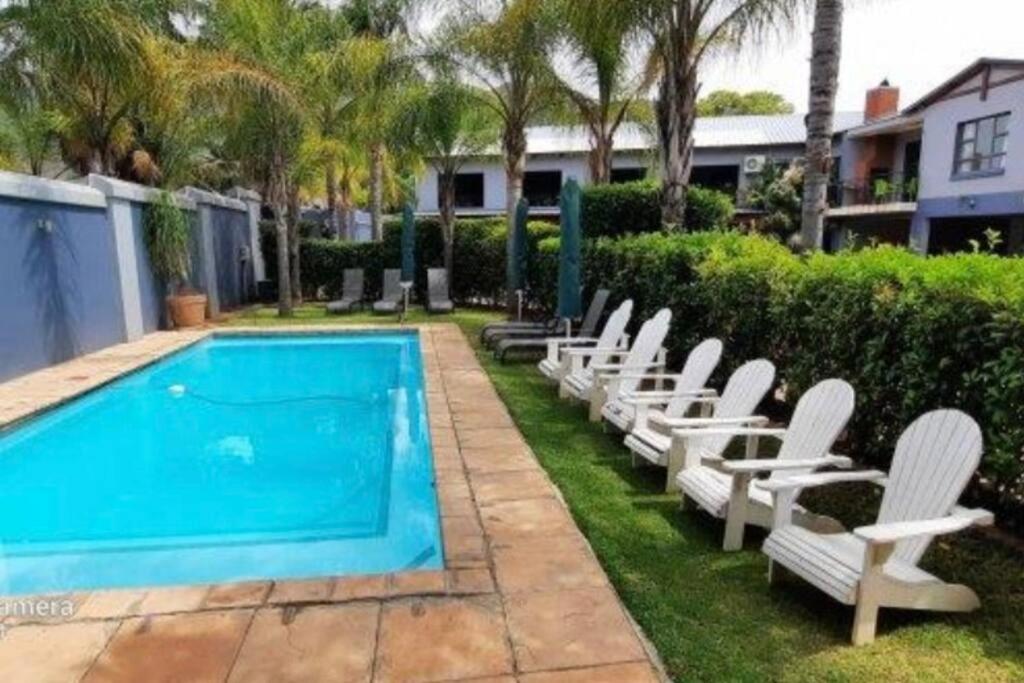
[210,206,254,310]
[129,202,202,332]
[0,197,124,382]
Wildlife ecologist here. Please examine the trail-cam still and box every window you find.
[442,173,484,208]
[954,112,1010,177]
[610,167,647,184]
[523,171,562,207]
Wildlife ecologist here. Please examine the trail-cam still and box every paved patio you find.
[0,324,664,682]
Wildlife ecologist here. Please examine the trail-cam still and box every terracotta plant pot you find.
[168,294,207,328]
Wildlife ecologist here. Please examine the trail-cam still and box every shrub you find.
[263,216,557,305]
[580,180,735,237]
[536,232,1024,528]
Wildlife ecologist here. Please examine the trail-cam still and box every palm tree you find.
[555,0,649,184]
[446,0,559,309]
[638,0,800,228]
[404,76,499,275]
[799,0,843,250]
[0,0,151,175]
[341,0,420,241]
[205,0,313,317]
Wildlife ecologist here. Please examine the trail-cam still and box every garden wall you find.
[535,232,1024,529]
[0,171,262,383]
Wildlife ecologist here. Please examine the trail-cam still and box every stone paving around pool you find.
[0,324,664,682]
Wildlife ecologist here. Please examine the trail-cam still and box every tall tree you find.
[799,0,843,250]
[404,76,498,275]
[640,0,800,229]
[555,0,649,184]
[341,0,419,241]
[697,89,795,116]
[206,0,312,317]
[447,0,559,309]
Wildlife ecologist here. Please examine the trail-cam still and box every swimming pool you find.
[0,332,442,595]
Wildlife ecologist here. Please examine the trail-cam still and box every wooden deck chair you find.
[426,268,454,313]
[601,338,723,432]
[623,359,776,492]
[494,290,611,360]
[538,300,632,383]
[760,409,994,645]
[326,269,364,314]
[372,269,403,314]
[561,309,672,422]
[672,379,856,550]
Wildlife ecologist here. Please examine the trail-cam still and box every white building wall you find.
[415,144,809,215]
[917,78,1024,200]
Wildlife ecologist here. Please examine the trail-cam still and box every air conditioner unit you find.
[743,155,767,174]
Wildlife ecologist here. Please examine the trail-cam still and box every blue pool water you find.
[0,332,442,595]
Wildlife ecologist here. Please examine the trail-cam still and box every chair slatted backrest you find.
[343,269,364,300]
[689,360,775,458]
[382,269,402,301]
[579,289,611,337]
[580,300,633,376]
[665,338,724,418]
[770,379,856,482]
[613,309,672,397]
[428,269,450,301]
[878,410,983,565]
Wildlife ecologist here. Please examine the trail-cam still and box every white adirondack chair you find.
[560,309,672,422]
[760,409,994,645]
[601,338,724,432]
[538,300,632,382]
[673,379,856,550]
[623,359,776,491]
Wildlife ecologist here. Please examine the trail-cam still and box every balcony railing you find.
[832,173,919,207]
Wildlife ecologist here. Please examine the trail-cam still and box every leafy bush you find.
[263,216,557,305]
[536,232,1024,527]
[580,180,735,237]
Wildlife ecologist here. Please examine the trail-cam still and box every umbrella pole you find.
[516,290,524,321]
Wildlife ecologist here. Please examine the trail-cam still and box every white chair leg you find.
[723,472,752,551]
[588,385,606,423]
[852,542,893,645]
[665,440,686,493]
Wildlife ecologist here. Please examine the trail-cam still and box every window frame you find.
[445,172,485,209]
[952,111,1010,180]
[522,170,564,207]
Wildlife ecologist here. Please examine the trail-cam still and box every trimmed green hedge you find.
[263,217,558,304]
[580,180,735,237]
[536,233,1024,527]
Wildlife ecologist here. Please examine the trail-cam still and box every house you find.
[828,58,1024,254]
[414,114,864,218]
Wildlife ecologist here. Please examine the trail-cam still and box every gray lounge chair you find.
[326,269,364,314]
[373,269,403,314]
[482,288,608,348]
[495,288,611,362]
[426,268,455,313]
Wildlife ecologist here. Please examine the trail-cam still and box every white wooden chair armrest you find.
[853,508,993,545]
[547,337,599,348]
[591,361,663,374]
[756,470,888,493]
[720,455,853,474]
[620,394,673,406]
[564,347,629,357]
[951,505,996,525]
[664,415,770,430]
[670,425,784,439]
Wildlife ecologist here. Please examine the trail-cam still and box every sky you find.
[699,0,1024,113]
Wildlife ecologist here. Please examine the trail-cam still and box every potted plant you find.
[145,191,206,328]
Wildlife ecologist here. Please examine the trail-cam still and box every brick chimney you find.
[865,79,900,122]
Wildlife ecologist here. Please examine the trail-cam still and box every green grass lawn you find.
[231,304,1024,682]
